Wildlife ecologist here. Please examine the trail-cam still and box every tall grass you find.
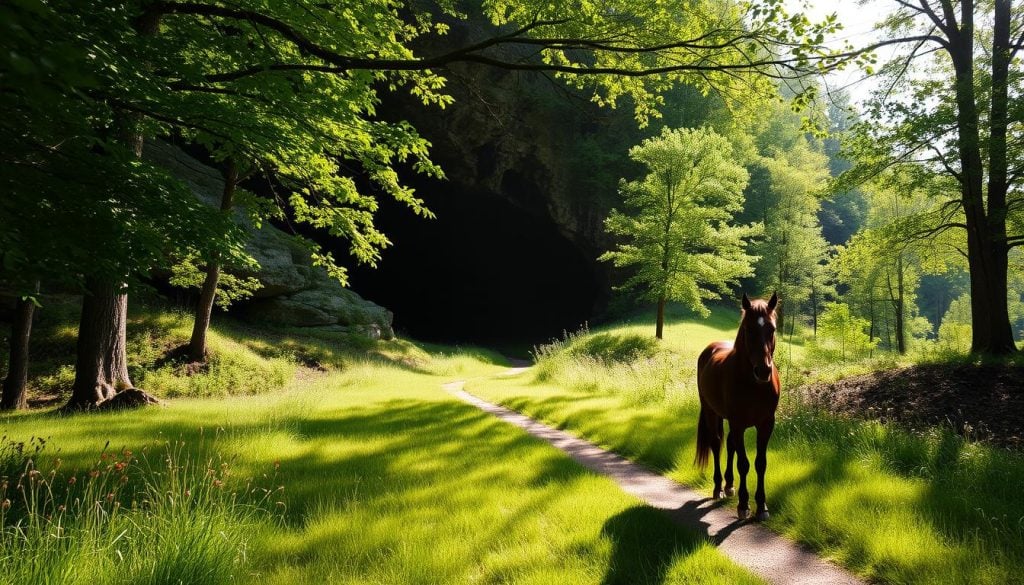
[0,436,282,585]
[532,326,685,405]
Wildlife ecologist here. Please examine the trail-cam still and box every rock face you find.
[146,141,395,340]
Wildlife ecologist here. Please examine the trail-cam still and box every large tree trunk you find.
[64,9,164,411]
[67,279,132,409]
[948,3,1017,355]
[187,160,237,362]
[1,285,38,410]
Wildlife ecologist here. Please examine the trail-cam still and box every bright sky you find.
[787,0,898,107]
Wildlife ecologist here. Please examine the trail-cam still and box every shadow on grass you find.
[600,506,706,585]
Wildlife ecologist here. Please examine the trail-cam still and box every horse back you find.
[697,341,733,375]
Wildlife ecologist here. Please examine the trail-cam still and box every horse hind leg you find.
[710,413,724,499]
[724,425,736,497]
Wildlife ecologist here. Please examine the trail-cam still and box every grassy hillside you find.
[469,303,1024,585]
[0,301,763,584]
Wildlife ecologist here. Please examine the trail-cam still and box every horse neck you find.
[732,321,749,357]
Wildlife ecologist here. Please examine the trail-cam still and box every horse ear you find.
[767,292,779,312]
[741,293,752,311]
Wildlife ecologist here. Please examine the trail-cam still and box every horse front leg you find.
[754,417,775,521]
[730,425,750,519]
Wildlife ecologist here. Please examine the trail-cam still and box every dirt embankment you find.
[800,364,1024,450]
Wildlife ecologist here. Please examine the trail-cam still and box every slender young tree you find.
[186,159,239,362]
[600,127,759,338]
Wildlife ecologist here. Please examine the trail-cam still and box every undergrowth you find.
[0,435,282,585]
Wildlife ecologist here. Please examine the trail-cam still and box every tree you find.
[836,0,1024,354]
[600,127,759,339]
[749,122,831,335]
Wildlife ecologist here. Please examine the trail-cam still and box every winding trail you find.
[443,377,863,585]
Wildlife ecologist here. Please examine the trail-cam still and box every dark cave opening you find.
[346,189,599,348]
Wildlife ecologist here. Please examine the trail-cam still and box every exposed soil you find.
[800,364,1024,450]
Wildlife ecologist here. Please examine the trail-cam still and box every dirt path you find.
[444,379,863,585]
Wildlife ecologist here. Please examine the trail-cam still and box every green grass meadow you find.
[0,304,763,585]
[468,304,1024,585]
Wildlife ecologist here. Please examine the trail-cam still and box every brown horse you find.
[695,292,780,521]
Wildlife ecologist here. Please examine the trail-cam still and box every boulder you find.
[145,141,395,340]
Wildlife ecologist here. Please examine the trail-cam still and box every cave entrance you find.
[348,189,599,351]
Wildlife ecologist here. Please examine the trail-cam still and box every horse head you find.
[740,292,779,383]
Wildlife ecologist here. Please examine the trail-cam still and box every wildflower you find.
[114,462,126,472]
[1,499,9,510]
[89,470,100,479]
[106,493,115,503]
[274,461,280,470]
[57,505,66,513]
[68,477,77,485]
[119,475,128,484]
[184,489,191,498]
[212,479,223,489]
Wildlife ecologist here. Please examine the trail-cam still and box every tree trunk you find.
[186,160,237,362]
[64,9,164,410]
[894,256,906,354]
[868,289,876,358]
[946,4,1017,355]
[655,295,666,340]
[1,285,38,410]
[810,274,818,337]
[67,279,132,409]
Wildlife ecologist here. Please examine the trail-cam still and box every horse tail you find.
[694,344,717,470]
[694,404,713,470]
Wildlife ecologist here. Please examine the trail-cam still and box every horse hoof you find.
[724,487,735,497]
[754,510,770,522]
[737,508,750,520]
